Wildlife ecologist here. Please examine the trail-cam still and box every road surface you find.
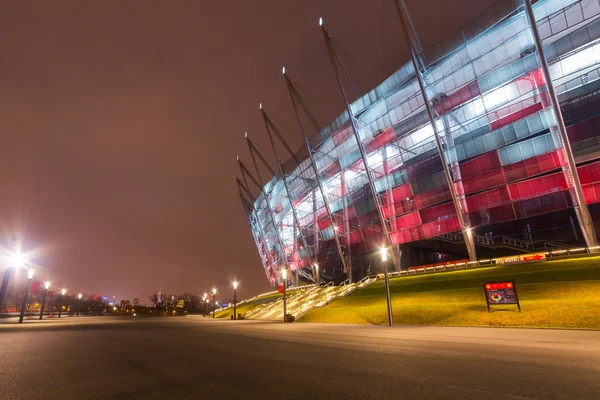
[0,317,598,399]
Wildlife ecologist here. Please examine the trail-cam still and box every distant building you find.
[120,300,130,311]
[133,298,139,307]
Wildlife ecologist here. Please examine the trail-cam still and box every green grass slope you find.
[299,256,600,329]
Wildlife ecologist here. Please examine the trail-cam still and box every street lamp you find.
[380,247,393,326]
[76,293,82,317]
[18,268,34,323]
[0,252,27,316]
[232,280,238,320]
[212,288,217,319]
[203,292,207,316]
[314,263,320,286]
[59,289,66,318]
[39,281,50,320]
[281,269,287,323]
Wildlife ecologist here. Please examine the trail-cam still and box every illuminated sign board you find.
[495,253,545,265]
[483,281,521,312]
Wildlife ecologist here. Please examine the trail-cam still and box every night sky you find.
[0,0,495,302]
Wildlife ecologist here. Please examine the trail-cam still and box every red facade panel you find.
[413,186,452,209]
[460,167,506,194]
[465,186,511,212]
[583,182,600,204]
[577,160,600,185]
[321,160,341,179]
[508,172,569,201]
[382,182,413,204]
[567,114,600,143]
[503,150,567,183]
[464,203,516,227]
[433,81,480,115]
[406,156,443,181]
[332,126,353,146]
[420,202,456,223]
[513,190,571,218]
[348,230,364,245]
[421,216,461,237]
[365,127,396,153]
[459,150,501,178]
[489,102,543,131]
[392,211,422,231]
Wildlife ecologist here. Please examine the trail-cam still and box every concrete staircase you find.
[245,276,376,321]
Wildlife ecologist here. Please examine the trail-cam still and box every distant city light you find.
[319,17,323,26]
[282,66,286,75]
[27,269,34,279]
[78,293,82,299]
[61,288,66,295]
[44,281,50,290]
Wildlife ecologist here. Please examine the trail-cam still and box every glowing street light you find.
[380,247,393,326]
[39,281,51,320]
[76,293,82,317]
[11,252,26,268]
[281,269,288,322]
[18,269,34,323]
[232,280,238,320]
[1,252,26,318]
[59,289,66,318]
[212,288,217,319]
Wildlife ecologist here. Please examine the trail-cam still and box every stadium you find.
[237,0,600,287]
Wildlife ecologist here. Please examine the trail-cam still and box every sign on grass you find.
[483,281,521,313]
[495,253,546,265]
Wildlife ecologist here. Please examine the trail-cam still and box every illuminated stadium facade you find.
[237,0,600,287]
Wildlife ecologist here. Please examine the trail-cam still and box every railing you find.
[339,279,349,287]
[502,237,534,250]
[474,235,494,245]
[437,233,463,242]
[543,241,572,251]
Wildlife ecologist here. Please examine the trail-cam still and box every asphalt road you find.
[0,317,599,400]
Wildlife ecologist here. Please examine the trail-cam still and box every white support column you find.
[394,0,477,261]
[523,0,598,248]
[284,71,351,282]
[320,22,399,271]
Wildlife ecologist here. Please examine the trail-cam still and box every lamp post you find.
[282,269,287,322]
[59,289,66,318]
[212,288,217,318]
[76,293,82,317]
[0,252,26,316]
[203,293,207,317]
[381,248,393,326]
[314,263,320,286]
[39,281,50,320]
[232,280,238,320]
[18,268,34,323]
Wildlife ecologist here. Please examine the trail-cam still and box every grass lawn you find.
[299,255,600,329]
[214,292,281,319]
